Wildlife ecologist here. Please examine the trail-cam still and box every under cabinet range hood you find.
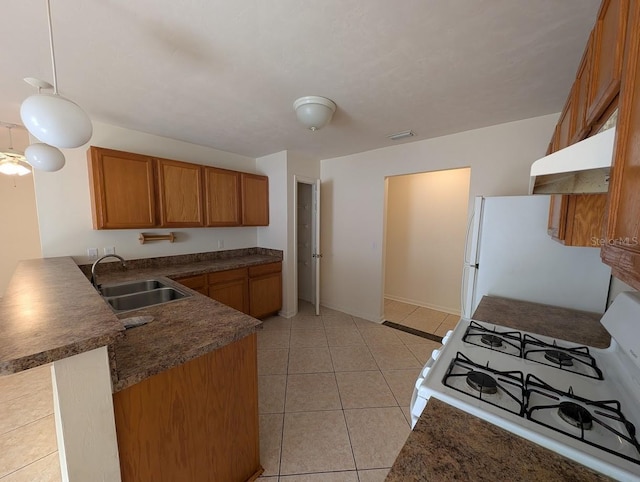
[529,127,616,194]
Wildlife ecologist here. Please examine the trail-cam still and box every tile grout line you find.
[0,449,58,480]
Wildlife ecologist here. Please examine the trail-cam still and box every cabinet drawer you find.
[248,262,282,278]
[175,274,207,290]
[208,268,248,285]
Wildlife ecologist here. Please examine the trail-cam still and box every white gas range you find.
[410,292,640,481]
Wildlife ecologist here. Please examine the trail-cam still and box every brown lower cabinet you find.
[208,268,249,313]
[113,333,262,482]
[174,262,282,318]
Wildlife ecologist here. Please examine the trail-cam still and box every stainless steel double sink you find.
[99,279,190,313]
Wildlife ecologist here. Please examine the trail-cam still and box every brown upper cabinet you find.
[586,0,629,125]
[157,158,205,227]
[602,0,640,289]
[241,173,269,226]
[88,147,157,229]
[572,32,594,143]
[87,146,269,230]
[556,89,577,150]
[204,167,242,227]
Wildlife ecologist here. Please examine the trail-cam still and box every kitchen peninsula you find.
[0,248,282,482]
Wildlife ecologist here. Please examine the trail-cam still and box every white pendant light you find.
[25,143,65,172]
[20,0,92,149]
[293,96,337,131]
[0,124,31,176]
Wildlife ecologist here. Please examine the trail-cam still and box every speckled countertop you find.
[386,296,614,482]
[0,257,125,375]
[387,398,611,482]
[1,249,281,391]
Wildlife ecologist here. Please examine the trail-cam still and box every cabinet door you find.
[157,159,204,227]
[602,0,640,289]
[549,194,607,247]
[573,32,594,142]
[249,263,282,319]
[88,147,157,229]
[586,0,629,125]
[557,89,577,150]
[174,274,208,296]
[204,167,241,226]
[208,268,249,313]
[241,173,269,226]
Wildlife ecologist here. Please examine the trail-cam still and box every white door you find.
[313,179,321,316]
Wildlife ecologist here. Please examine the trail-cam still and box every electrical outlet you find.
[104,246,116,255]
[87,248,99,260]
[217,240,224,249]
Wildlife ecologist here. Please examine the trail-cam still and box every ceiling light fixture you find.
[293,96,337,131]
[0,124,31,177]
[20,0,92,149]
[387,130,415,141]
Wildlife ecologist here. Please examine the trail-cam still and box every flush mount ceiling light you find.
[0,124,31,177]
[20,0,92,150]
[25,143,65,172]
[293,96,337,131]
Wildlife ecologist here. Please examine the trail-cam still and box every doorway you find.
[295,178,321,315]
[383,168,470,336]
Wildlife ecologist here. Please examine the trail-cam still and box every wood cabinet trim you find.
[208,267,249,285]
[572,31,595,143]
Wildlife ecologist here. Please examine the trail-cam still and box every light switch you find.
[87,248,98,259]
[104,247,116,255]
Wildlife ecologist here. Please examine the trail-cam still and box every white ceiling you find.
[0,0,600,160]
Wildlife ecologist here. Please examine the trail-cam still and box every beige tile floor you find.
[258,301,441,481]
[0,364,61,481]
[384,299,459,337]
[0,302,439,482]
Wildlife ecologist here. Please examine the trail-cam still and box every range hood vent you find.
[529,127,616,194]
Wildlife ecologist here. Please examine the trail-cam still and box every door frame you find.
[293,175,320,315]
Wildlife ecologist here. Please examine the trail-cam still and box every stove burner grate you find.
[544,349,574,367]
[558,401,593,430]
[442,352,525,416]
[466,371,498,394]
[463,321,522,357]
[526,375,640,466]
[522,334,603,380]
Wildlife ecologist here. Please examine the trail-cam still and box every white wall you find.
[0,127,42,297]
[320,113,559,322]
[0,174,42,296]
[33,121,258,263]
[257,150,320,317]
[385,168,470,314]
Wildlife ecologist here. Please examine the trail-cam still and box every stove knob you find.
[442,330,454,345]
[414,377,425,391]
[421,365,431,378]
[431,349,441,360]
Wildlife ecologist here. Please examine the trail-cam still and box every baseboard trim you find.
[382,321,443,343]
[384,294,460,316]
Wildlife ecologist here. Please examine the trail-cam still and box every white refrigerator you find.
[461,195,612,319]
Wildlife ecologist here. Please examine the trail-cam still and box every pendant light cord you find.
[45,0,59,95]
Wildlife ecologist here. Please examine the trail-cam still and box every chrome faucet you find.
[91,254,127,289]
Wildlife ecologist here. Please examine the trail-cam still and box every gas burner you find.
[544,349,574,367]
[522,334,603,380]
[442,352,525,416]
[526,375,640,466]
[558,402,593,430]
[480,333,503,348]
[463,321,522,357]
[466,371,498,394]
